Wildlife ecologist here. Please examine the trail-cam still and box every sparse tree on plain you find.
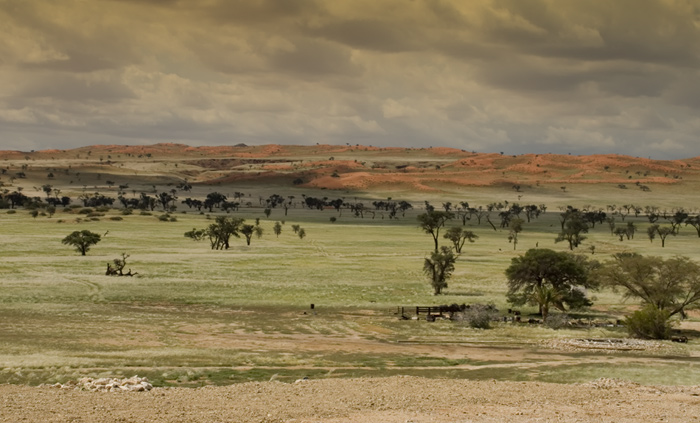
[505,248,597,318]
[423,246,457,295]
[418,210,454,251]
[273,222,282,238]
[443,227,478,254]
[62,230,102,256]
[595,253,700,319]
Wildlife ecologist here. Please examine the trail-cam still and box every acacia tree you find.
[595,253,700,319]
[505,248,597,319]
[241,224,255,245]
[423,246,457,295]
[647,224,674,247]
[185,216,244,250]
[273,222,282,238]
[62,230,102,255]
[418,210,454,251]
[443,227,478,253]
[555,213,589,250]
[507,218,524,250]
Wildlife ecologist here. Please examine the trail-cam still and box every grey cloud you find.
[303,19,420,53]
[16,75,136,103]
[205,0,323,26]
[267,38,363,77]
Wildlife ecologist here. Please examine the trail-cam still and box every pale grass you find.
[1,186,700,386]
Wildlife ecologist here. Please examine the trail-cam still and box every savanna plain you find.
[0,144,699,422]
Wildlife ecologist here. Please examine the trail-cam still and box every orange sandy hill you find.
[2,144,699,192]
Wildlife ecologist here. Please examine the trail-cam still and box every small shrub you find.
[625,305,673,340]
[95,206,111,212]
[86,212,104,218]
[158,214,170,221]
[140,211,152,216]
[330,216,337,223]
[121,208,133,215]
[544,313,569,330]
[169,217,177,222]
[109,216,123,221]
[6,210,16,214]
[79,208,94,214]
[453,304,499,329]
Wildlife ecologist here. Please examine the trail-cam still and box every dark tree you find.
[241,224,255,245]
[106,253,137,276]
[62,230,102,256]
[443,227,478,253]
[185,216,244,250]
[647,224,674,247]
[423,246,457,295]
[273,222,282,238]
[555,212,589,250]
[417,210,454,251]
[508,218,524,250]
[505,248,597,319]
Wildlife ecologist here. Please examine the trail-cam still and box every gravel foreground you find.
[1,376,699,422]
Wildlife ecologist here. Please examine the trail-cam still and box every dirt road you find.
[1,376,698,422]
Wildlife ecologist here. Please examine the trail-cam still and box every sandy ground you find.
[1,376,699,422]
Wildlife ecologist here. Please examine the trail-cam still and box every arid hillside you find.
[2,143,700,199]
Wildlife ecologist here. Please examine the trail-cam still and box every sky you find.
[1,0,700,159]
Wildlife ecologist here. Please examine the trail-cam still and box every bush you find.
[6,210,16,214]
[544,313,569,330]
[79,208,94,214]
[109,216,123,221]
[625,305,673,340]
[121,208,133,216]
[140,211,152,216]
[453,304,499,329]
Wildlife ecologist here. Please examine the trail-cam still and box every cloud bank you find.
[1,0,699,158]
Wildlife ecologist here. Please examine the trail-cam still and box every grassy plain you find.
[0,145,699,387]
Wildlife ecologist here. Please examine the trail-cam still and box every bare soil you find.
[2,376,699,422]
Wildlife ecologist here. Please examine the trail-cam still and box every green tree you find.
[417,211,454,251]
[273,221,282,238]
[594,253,700,318]
[241,224,255,245]
[505,248,597,318]
[62,230,102,256]
[507,218,524,250]
[443,227,478,254]
[423,246,457,295]
[647,224,674,247]
[184,216,243,250]
[555,212,589,250]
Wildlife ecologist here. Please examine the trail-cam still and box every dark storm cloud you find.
[1,0,700,158]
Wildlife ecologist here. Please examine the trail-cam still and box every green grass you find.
[0,194,699,387]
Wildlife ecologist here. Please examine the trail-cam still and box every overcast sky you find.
[1,0,699,158]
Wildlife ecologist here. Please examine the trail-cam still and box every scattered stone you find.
[541,338,670,353]
[42,375,153,392]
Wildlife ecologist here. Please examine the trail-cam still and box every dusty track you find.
[1,376,698,422]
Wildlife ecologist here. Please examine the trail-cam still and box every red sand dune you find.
[2,143,698,192]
